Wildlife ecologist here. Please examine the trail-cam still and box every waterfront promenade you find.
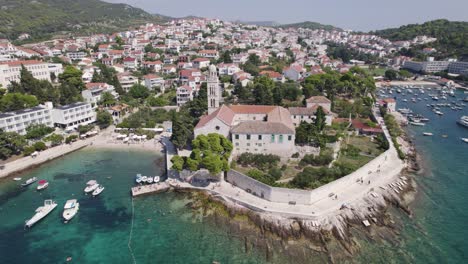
[0,138,93,179]
[167,107,406,220]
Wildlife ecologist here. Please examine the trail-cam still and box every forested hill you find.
[278,21,342,31]
[372,19,468,59]
[0,0,162,40]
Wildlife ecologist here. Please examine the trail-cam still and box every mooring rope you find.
[128,197,137,264]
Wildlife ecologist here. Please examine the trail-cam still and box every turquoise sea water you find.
[0,150,264,264]
[356,88,468,263]
[0,89,467,264]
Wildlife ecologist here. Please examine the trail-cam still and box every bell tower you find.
[207,64,220,114]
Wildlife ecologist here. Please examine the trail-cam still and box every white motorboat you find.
[25,200,57,228]
[147,177,154,184]
[136,174,142,184]
[434,111,444,115]
[409,121,425,126]
[21,177,37,187]
[13,177,22,181]
[141,176,148,183]
[63,199,79,222]
[457,116,468,128]
[423,132,433,136]
[84,180,99,193]
[461,138,468,143]
[92,185,105,196]
[36,180,49,191]
[153,176,160,183]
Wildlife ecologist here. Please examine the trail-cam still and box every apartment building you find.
[51,102,96,129]
[0,103,54,135]
[0,60,51,87]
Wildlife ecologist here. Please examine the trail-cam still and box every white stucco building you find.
[195,105,297,158]
[0,60,52,88]
[0,103,54,135]
[51,102,96,129]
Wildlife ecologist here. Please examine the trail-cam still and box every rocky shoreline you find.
[177,124,421,263]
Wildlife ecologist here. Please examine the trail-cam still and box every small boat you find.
[442,135,448,138]
[84,180,99,193]
[92,185,105,196]
[434,111,444,115]
[153,176,160,183]
[136,174,142,184]
[457,116,468,128]
[37,180,49,191]
[147,177,154,184]
[423,132,433,136]
[141,176,148,183]
[461,138,468,143]
[13,177,22,181]
[63,199,79,222]
[21,177,37,187]
[25,200,57,228]
[410,121,425,126]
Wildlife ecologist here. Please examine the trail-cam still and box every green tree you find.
[0,93,39,112]
[33,141,47,151]
[99,91,116,106]
[59,66,85,91]
[0,130,27,159]
[185,158,199,171]
[25,124,54,140]
[385,69,398,80]
[171,156,184,172]
[129,84,150,99]
[96,110,113,129]
[253,76,274,105]
[44,134,64,146]
[314,106,326,131]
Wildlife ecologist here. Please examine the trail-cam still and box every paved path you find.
[172,107,405,219]
[0,138,94,179]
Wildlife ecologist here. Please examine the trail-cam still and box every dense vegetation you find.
[171,134,232,175]
[236,153,281,171]
[278,21,342,31]
[326,43,379,63]
[373,19,468,60]
[0,0,161,40]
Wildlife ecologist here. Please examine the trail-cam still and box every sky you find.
[104,0,468,31]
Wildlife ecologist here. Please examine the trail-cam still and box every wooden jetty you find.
[131,182,170,197]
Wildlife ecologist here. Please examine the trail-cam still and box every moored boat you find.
[13,177,22,181]
[423,132,433,136]
[461,138,468,143]
[84,180,99,193]
[63,199,79,222]
[21,177,37,187]
[410,121,425,126]
[457,116,468,128]
[92,185,105,196]
[25,200,57,228]
[36,180,49,191]
[154,176,160,183]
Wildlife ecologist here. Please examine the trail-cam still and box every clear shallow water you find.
[1,89,467,264]
[0,150,264,264]
[356,88,468,263]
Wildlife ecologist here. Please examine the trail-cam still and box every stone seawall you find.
[227,170,313,205]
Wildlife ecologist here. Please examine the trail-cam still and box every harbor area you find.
[131,182,170,197]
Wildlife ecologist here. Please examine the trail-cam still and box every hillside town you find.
[0,18,465,179]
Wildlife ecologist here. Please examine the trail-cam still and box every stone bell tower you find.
[207,64,220,114]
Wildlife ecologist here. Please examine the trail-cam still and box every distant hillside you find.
[0,0,164,40]
[278,21,342,31]
[372,19,468,59]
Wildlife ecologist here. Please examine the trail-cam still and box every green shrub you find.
[33,141,47,151]
[237,153,280,170]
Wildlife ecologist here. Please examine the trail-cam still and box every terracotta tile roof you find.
[195,105,235,129]
[0,60,44,66]
[229,105,276,114]
[306,96,331,104]
[231,121,294,134]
